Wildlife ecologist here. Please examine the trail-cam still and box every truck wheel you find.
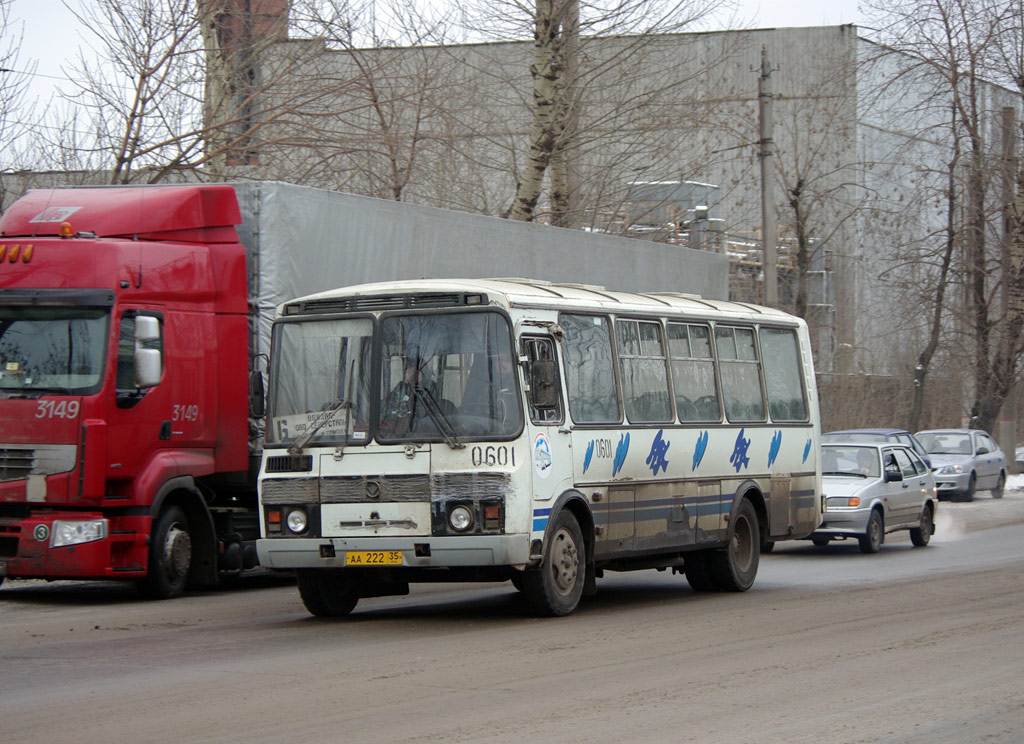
[137,506,192,599]
[709,499,760,591]
[521,509,585,616]
[296,570,359,617]
[684,550,718,592]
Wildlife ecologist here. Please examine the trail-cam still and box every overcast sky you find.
[7,0,866,112]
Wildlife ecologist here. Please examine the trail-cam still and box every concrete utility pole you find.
[1000,106,1018,472]
[759,45,777,308]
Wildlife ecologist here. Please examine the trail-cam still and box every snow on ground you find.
[931,473,1024,541]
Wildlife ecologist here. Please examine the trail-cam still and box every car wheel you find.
[296,570,359,617]
[962,473,976,502]
[910,504,933,547]
[521,509,586,616]
[709,499,760,592]
[684,549,718,592]
[991,472,1005,499]
[811,536,830,547]
[859,510,883,554]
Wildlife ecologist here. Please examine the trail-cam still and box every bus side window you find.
[559,314,621,424]
[522,336,563,425]
[715,326,766,422]
[759,327,808,421]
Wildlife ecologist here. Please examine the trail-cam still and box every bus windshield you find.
[0,307,110,395]
[377,311,521,442]
[267,310,521,446]
[268,317,374,446]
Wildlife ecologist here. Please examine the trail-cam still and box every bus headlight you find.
[448,505,474,532]
[286,508,308,534]
[51,519,108,547]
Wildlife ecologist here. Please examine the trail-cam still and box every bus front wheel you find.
[522,510,585,616]
[709,499,760,592]
[296,570,360,617]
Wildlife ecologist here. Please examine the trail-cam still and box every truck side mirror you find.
[529,359,559,409]
[133,316,162,388]
[249,368,266,418]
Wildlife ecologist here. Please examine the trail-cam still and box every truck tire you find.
[296,570,359,617]
[521,509,586,616]
[709,499,760,592]
[137,505,192,599]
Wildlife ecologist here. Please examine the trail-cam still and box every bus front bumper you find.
[257,534,532,570]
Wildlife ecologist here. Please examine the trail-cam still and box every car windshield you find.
[377,311,521,442]
[821,445,880,478]
[917,432,972,455]
[0,306,110,395]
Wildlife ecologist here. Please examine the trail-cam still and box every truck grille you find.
[0,448,34,482]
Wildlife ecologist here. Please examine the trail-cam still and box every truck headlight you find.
[51,519,108,548]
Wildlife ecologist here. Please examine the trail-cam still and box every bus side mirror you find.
[250,368,266,418]
[529,359,559,409]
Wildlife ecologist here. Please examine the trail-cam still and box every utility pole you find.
[1000,106,1018,472]
[759,45,777,308]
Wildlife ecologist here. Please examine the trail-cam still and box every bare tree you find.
[460,0,728,226]
[865,0,1022,433]
[0,0,38,204]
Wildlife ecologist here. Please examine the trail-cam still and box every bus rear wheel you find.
[684,550,718,592]
[709,499,760,592]
[522,510,585,616]
[296,570,360,617]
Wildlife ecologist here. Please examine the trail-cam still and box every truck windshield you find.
[267,317,373,446]
[377,311,521,442]
[0,307,109,395]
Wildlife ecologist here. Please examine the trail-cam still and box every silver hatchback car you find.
[811,443,938,553]
[915,429,1006,501]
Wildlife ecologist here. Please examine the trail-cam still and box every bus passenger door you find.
[521,335,568,498]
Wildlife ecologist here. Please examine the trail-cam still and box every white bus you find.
[257,279,822,616]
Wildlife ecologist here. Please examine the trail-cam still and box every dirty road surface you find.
[2,492,1023,744]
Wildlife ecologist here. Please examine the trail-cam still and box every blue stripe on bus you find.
[532,508,552,533]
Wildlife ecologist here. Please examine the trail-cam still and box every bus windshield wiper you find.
[413,385,464,449]
[288,397,350,454]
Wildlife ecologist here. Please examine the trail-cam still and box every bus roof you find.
[281,277,801,324]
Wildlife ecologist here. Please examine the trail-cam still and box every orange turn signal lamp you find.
[0,244,34,264]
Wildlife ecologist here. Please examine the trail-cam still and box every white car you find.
[811,443,938,553]
[915,429,1006,501]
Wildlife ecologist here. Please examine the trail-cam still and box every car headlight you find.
[448,505,474,532]
[51,519,108,548]
[938,464,964,475]
[826,497,861,508]
[285,508,308,534]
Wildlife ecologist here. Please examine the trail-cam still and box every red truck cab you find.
[0,185,257,597]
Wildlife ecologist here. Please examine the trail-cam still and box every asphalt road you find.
[2,490,1023,744]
